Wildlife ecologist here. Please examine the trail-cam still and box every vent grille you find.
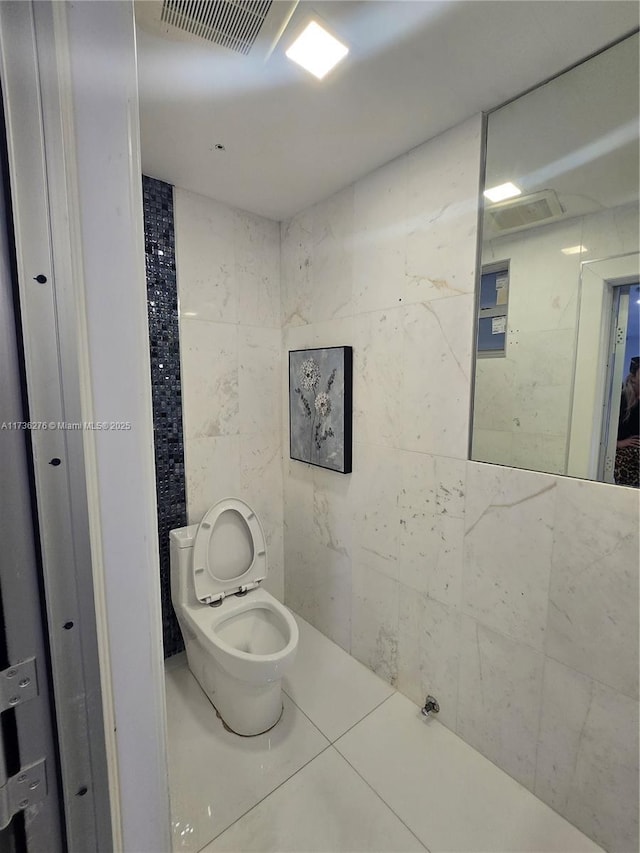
[160,0,273,54]
[486,190,564,233]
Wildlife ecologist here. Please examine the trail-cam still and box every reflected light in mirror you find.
[483,181,522,202]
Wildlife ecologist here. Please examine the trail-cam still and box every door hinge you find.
[0,658,38,713]
[0,759,47,830]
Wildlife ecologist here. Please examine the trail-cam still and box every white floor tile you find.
[283,613,395,741]
[166,656,329,852]
[335,692,603,853]
[202,747,427,852]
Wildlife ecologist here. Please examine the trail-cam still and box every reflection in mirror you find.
[471,33,639,485]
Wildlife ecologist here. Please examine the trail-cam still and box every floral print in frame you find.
[289,346,352,473]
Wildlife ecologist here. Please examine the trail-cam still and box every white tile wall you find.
[457,615,545,789]
[535,658,639,853]
[401,295,474,458]
[397,589,461,731]
[175,187,284,599]
[280,115,639,853]
[180,319,239,438]
[173,112,638,853]
[462,463,557,651]
[404,123,481,304]
[546,476,639,699]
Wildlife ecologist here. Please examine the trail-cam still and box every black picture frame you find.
[288,346,352,474]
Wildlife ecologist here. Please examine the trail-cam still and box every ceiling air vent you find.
[485,190,565,234]
[135,0,298,59]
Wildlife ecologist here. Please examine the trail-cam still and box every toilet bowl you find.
[170,498,298,736]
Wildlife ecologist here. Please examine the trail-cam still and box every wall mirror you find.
[471,32,639,486]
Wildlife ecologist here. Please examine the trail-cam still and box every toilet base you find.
[214,700,284,737]
[185,639,285,736]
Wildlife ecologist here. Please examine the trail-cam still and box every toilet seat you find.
[192,498,267,605]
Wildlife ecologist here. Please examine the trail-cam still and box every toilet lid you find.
[192,498,267,604]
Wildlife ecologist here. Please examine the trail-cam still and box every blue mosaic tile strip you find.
[142,175,186,658]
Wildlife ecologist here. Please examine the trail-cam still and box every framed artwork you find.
[289,346,352,473]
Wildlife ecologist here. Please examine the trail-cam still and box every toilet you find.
[169,498,298,736]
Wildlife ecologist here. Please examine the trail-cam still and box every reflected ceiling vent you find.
[135,0,298,58]
[485,190,565,234]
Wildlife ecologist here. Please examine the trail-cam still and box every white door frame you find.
[567,251,640,479]
[599,281,638,482]
[0,2,171,850]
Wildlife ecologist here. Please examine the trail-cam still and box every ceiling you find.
[136,1,639,221]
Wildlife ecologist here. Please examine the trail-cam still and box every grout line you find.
[281,685,336,742]
[196,683,397,850]
[543,647,639,703]
[329,690,396,745]
[196,742,334,852]
[532,654,549,797]
[282,677,395,745]
[279,684,435,851]
[450,608,639,707]
[180,312,281,331]
[330,744,431,853]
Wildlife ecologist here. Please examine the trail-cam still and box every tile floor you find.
[166,613,603,853]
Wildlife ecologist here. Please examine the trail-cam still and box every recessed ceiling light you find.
[483,182,522,203]
[285,21,348,80]
[561,245,587,255]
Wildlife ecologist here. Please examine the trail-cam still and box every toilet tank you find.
[169,524,199,607]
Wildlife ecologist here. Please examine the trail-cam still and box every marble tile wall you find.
[160,113,638,852]
[280,115,639,853]
[474,202,639,474]
[174,187,284,600]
